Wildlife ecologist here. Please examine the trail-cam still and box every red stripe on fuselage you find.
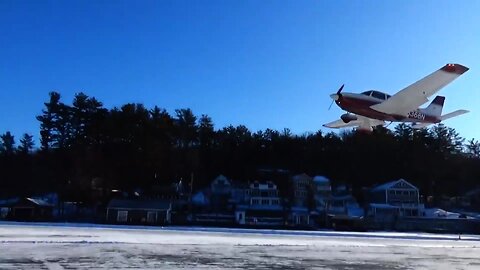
[336,95,440,123]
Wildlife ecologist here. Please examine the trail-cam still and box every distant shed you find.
[106,198,171,225]
[9,198,54,221]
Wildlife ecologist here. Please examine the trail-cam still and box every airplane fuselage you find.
[335,92,440,124]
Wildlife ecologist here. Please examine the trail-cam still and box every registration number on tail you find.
[407,111,426,120]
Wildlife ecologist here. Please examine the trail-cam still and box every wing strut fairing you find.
[323,115,384,131]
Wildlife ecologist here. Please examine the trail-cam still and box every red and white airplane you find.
[324,63,470,131]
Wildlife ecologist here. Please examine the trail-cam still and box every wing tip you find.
[322,124,336,129]
[441,63,469,74]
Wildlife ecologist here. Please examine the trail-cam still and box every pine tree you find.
[18,133,35,154]
[175,108,198,148]
[37,91,73,150]
[0,131,15,155]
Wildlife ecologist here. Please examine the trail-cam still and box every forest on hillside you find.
[1,91,480,205]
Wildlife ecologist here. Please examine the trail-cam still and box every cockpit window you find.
[371,91,386,100]
[361,90,391,100]
[361,91,373,96]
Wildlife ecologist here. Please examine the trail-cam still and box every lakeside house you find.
[367,178,424,221]
[8,197,55,221]
[1,174,479,234]
[105,198,171,225]
[235,181,284,226]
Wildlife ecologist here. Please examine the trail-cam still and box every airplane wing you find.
[370,64,469,116]
[323,115,384,131]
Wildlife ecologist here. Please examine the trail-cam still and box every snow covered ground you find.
[1,222,480,269]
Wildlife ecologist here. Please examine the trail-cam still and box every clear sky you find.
[1,0,479,143]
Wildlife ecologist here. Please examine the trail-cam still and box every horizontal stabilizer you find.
[440,109,469,121]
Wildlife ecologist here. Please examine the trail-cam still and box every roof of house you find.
[26,198,54,207]
[107,198,171,210]
[192,189,211,206]
[313,175,330,183]
[371,178,418,192]
[213,174,230,183]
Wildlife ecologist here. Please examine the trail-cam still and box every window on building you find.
[262,199,269,205]
[117,211,128,222]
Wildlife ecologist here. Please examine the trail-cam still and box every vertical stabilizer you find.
[422,96,445,117]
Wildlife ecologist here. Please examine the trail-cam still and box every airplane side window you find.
[371,91,385,100]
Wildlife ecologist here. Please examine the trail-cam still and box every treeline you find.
[1,91,480,204]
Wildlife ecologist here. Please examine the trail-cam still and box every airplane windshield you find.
[371,91,386,100]
[361,90,391,100]
[361,91,373,96]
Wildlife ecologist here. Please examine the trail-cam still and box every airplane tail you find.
[412,109,469,129]
[422,96,445,117]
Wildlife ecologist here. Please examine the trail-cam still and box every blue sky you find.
[1,0,479,143]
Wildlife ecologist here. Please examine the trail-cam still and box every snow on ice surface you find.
[0,222,480,269]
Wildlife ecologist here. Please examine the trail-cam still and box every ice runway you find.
[0,223,479,269]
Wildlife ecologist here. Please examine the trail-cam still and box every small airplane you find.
[323,64,468,131]
[324,63,470,131]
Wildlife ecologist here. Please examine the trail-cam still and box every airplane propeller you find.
[328,84,344,110]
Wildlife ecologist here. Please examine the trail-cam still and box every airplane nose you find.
[330,93,339,101]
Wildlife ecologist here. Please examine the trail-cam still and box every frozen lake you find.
[0,222,479,269]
